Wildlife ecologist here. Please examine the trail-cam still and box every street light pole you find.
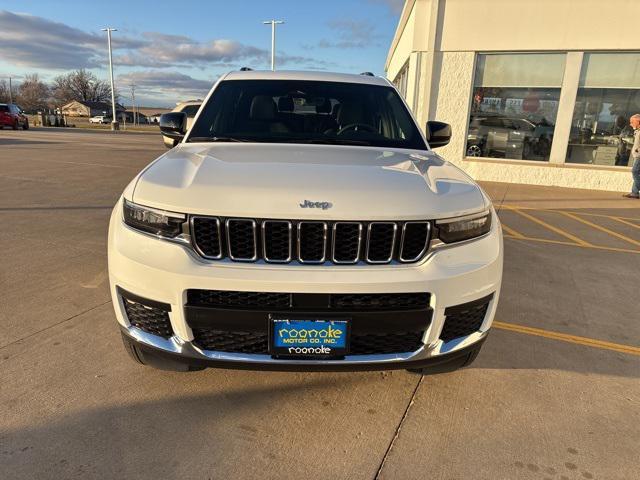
[129,83,137,126]
[102,27,118,130]
[262,20,284,71]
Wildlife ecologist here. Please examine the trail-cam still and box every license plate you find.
[270,318,349,358]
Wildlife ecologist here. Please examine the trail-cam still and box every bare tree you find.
[51,69,117,105]
[17,74,50,112]
[0,79,17,103]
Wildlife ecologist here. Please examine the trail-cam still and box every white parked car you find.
[108,70,503,373]
[89,115,111,124]
[162,100,201,147]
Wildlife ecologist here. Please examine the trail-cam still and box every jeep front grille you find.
[191,217,431,265]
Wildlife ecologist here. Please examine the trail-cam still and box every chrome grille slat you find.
[365,222,397,264]
[332,222,363,264]
[191,217,431,265]
[262,220,292,263]
[399,222,431,263]
[226,219,257,261]
[297,221,328,264]
[190,216,222,259]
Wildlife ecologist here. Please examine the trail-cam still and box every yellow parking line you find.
[503,234,640,254]
[500,223,524,238]
[558,210,640,222]
[560,211,640,248]
[612,216,640,230]
[493,321,640,356]
[503,234,575,247]
[509,208,593,246]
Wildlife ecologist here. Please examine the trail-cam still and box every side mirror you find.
[425,121,452,148]
[160,112,187,146]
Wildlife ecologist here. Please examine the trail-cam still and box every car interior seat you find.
[248,96,290,133]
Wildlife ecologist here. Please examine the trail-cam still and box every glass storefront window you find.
[393,62,409,99]
[467,53,566,162]
[567,53,640,167]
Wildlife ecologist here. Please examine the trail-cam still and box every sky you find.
[0,0,404,107]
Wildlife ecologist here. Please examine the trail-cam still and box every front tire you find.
[407,344,483,375]
[466,144,483,157]
[121,333,205,372]
[23,119,29,130]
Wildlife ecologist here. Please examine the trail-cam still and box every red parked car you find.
[0,104,29,130]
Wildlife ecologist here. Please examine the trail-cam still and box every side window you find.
[384,91,416,141]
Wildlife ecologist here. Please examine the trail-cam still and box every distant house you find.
[61,100,125,117]
[135,107,172,124]
[148,113,165,124]
[118,111,149,124]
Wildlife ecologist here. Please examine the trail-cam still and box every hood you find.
[132,143,486,220]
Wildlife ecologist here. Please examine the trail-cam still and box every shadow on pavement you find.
[471,330,639,379]
[1,374,368,479]
[0,138,61,146]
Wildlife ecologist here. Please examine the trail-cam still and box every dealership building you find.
[386,0,640,191]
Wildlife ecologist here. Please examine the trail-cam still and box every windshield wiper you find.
[187,136,251,143]
[297,138,371,146]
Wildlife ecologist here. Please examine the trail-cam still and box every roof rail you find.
[359,72,375,76]
[239,67,253,71]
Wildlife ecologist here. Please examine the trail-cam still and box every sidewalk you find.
[481,181,640,211]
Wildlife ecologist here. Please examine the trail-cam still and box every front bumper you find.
[121,324,488,372]
[108,197,503,371]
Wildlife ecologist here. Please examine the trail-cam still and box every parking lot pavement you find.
[1,129,638,479]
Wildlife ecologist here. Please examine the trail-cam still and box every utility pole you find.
[8,76,13,103]
[129,83,137,126]
[262,20,284,71]
[102,27,119,130]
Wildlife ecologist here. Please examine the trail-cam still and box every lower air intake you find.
[440,294,493,342]
[121,290,173,339]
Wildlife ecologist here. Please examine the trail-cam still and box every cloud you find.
[0,10,313,71]
[115,33,269,68]
[117,70,214,100]
[0,10,143,69]
[306,19,383,50]
[367,0,405,14]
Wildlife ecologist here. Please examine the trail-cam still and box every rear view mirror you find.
[426,121,452,148]
[160,112,187,146]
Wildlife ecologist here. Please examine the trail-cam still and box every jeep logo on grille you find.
[299,200,333,210]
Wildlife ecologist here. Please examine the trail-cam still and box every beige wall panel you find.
[387,4,418,81]
[430,51,475,160]
[439,0,640,52]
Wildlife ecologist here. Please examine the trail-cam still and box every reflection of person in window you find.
[623,114,640,198]
[615,121,633,166]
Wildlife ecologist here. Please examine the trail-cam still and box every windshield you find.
[187,80,427,149]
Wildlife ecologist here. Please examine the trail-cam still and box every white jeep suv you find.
[108,70,503,373]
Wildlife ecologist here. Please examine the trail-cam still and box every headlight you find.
[436,211,492,244]
[123,199,186,238]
